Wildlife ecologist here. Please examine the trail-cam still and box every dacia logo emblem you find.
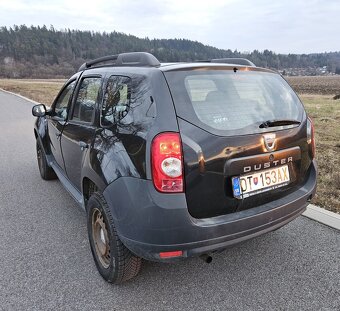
[263,133,276,152]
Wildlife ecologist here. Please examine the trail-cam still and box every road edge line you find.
[0,88,41,105]
[303,204,340,230]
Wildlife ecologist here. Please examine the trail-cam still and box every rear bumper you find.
[103,160,317,262]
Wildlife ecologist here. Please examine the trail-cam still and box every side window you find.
[185,78,217,102]
[72,77,102,123]
[101,75,131,127]
[53,81,76,119]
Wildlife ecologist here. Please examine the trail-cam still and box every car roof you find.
[158,62,276,74]
[76,52,277,75]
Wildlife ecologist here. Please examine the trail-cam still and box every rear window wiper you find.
[259,119,301,128]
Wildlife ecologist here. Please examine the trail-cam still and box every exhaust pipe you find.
[200,254,212,263]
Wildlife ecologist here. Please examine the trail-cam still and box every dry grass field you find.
[287,76,340,95]
[287,76,340,214]
[0,76,339,213]
[0,79,65,105]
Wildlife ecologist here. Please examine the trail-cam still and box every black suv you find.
[32,52,317,284]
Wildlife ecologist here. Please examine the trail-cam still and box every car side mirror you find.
[32,104,47,117]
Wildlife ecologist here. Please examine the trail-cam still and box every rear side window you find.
[101,75,131,127]
[101,74,156,130]
[186,79,217,101]
[72,77,102,123]
[165,70,303,135]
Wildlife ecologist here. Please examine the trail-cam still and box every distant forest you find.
[0,25,340,78]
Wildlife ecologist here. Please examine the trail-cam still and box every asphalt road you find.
[0,90,339,311]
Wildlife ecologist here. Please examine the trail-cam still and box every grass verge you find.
[300,94,340,214]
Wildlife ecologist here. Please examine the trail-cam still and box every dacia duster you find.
[32,52,317,283]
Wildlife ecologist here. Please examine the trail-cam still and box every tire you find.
[36,140,57,180]
[87,192,142,284]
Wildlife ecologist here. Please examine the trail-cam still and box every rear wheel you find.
[87,192,142,284]
[36,140,57,180]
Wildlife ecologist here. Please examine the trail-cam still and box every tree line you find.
[0,25,339,78]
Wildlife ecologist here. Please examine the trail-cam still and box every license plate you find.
[232,165,290,199]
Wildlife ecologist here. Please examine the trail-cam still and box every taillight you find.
[307,116,316,159]
[151,132,184,193]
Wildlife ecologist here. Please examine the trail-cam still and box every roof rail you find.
[196,58,256,67]
[78,52,161,71]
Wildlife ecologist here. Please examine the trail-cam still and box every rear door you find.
[164,67,312,218]
[47,80,76,170]
[60,76,102,191]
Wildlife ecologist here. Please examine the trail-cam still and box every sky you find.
[0,0,339,54]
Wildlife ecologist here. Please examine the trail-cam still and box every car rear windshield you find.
[164,69,304,136]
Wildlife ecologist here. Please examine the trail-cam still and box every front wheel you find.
[87,192,142,284]
[36,140,57,180]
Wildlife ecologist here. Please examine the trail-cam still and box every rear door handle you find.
[55,131,61,139]
[79,141,89,151]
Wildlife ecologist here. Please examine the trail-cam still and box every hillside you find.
[1,25,340,78]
